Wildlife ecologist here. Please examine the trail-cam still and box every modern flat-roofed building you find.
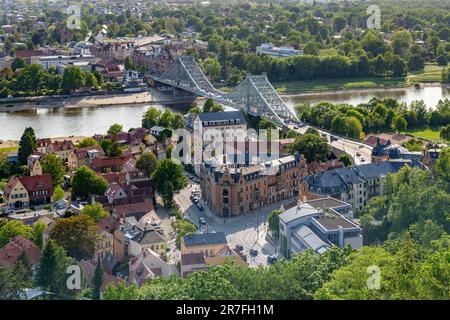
[38,54,96,71]
[256,43,303,58]
[279,199,362,258]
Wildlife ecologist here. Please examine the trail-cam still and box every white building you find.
[38,54,96,71]
[279,198,362,258]
[256,43,303,58]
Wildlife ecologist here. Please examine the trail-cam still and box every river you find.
[0,84,449,141]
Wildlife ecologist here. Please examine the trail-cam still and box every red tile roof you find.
[3,175,53,199]
[0,235,41,267]
[75,145,105,160]
[115,202,154,219]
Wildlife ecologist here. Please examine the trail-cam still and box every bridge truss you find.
[150,56,299,128]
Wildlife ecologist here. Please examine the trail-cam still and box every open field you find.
[272,77,407,94]
[407,64,446,84]
[403,126,446,143]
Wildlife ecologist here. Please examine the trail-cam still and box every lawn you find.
[403,126,446,143]
[407,64,446,84]
[272,77,407,94]
[0,146,18,155]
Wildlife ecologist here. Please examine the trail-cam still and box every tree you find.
[142,107,161,129]
[107,123,123,135]
[152,159,188,208]
[18,127,36,165]
[92,257,104,300]
[62,66,85,92]
[0,256,32,299]
[85,71,98,89]
[268,210,283,235]
[0,220,32,247]
[391,30,413,58]
[442,67,450,83]
[50,214,97,260]
[171,112,185,129]
[288,134,331,163]
[32,221,46,250]
[124,56,136,71]
[202,57,221,81]
[392,114,408,133]
[77,137,98,148]
[339,154,352,167]
[11,57,25,71]
[332,16,346,33]
[136,152,158,179]
[35,239,73,295]
[202,98,224,113]
[440,124,450,141]
[345,116,363,139]
[71,166,108,200]
[41,153,65,187]
[158,110,174,128]
[81,203,109,223]
[408,54,424,72]
[436,55,448,66]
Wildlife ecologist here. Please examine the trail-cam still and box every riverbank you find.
[0,136,88,153]
[273,64,446,95]
[0,89,197,112]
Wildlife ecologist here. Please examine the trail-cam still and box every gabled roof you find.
[0,235,41,267]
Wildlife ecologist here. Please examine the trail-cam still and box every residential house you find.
[75,145,105,168]
[128,248,175,287]
[95,218,115,261]
[91,156,135,173]
[0,236,41,271]
[47,140,75,162]
[180,252,206,277]
[27,154,43,176]
[181,232,227,257]
[3,175,53,209]
[78,259,121,297]
[7,209,56,225]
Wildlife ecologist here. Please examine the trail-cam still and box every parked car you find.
[199,217,207,225]
[196,203,204,211]
[358,144,364,148]
[235,244,244,251]
[356,152,361,157]
[249,248,258,256]
[267,256,277,264]
[361,158,366,162]
[192,197,199,204]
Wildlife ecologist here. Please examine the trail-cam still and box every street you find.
[174,179,281,268]
[296,124,372,165]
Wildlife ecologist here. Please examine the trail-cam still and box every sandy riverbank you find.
[0,136,88,150]
[0,88,198,112]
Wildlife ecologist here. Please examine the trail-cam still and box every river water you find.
[1,84,449,141]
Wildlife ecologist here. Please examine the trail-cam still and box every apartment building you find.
[200,153,308,217]
[301,161,410,211]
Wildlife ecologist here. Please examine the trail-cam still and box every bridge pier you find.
[173,88,196,99]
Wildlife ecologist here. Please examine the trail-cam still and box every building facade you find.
[201,154,308,217]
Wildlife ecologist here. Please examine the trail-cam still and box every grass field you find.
[0,146,18,155]
[272,77,407,94]
[403,126,446,143]
[216,64,446,95]
[407,64,446,84]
